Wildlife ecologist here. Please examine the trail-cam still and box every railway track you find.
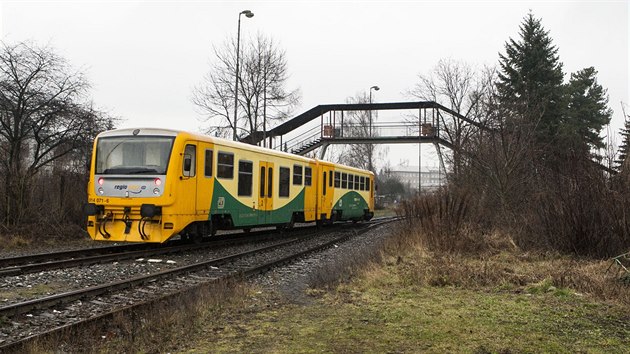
[0,226,312,277]
[0,217,398,351]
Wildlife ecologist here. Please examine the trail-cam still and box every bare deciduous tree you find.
[192,33,300,141]
[0,41,112,225]
[334,93,384,174]
[408,59,495,175]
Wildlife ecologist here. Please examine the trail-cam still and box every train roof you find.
[97,128,373,175]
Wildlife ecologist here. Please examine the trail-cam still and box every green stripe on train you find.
[209,181,305,227]
[333,191,369,219]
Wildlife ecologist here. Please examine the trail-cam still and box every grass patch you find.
[0,223,92,252]
[373,207,397,218]
[177,232,630,353]
[0,283,59,301]
[184,267,629,353]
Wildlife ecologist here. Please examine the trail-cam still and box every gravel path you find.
[253,223,392,303]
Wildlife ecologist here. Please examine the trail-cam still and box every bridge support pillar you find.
[434,142,447,178]
[319,143,330,160]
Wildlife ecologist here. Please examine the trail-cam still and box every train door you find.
[258,161,274,224]
[196,144,214,215]
[318,164,334,220]
[180,143,197,216]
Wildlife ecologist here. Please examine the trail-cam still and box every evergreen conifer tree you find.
[496,13,564,142]
[616,109,630,170]
[563,67,612,152]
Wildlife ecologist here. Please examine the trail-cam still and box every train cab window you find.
[334,172,340,188]
[279,167,290,197]
[204,149,213,177]
[293,165,303,185]
[355,175,360,190]
[305,167,312,186]
[217,152,234,179]
[360,176,365,191]
[238,160,253,196]
[341,173,348,189]
[348,174,354,190]
[183,144,196,177]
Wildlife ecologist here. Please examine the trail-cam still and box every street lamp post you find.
[368,85,379,137]
[233,9,254,141]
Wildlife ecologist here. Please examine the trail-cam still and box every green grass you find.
[0,283,59,301]
[373,207,397,218]
[182,266,630,353]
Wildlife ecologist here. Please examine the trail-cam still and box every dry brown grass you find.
[387,187,630,307]
[380,218,630,307]
[0,223,90,252]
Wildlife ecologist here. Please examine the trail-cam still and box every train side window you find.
[354,175,360,190]
[183,144,196,177]
[217,152,234,179]
[334,171,340,188]
[329,171,333,187]
[238,160,253,196]
[293,165,303,185]
[348,174,354,190]
[279,167,290,197]
[360,176,365,191]
[260,166,266,198]
[322,172,327,195]
[204,149,213,177]
[304,167,312,186]
[341,173,348,189]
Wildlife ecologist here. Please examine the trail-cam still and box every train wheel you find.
[277,216,294,231]
[327,213,336,225]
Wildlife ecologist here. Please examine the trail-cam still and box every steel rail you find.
[0,225,316,276]
[0,226,299,268]
[0,243,157,268]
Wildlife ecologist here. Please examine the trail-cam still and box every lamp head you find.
[371,86,380,91]
[241,10,254,18]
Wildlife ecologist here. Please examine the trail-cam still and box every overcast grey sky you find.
[1,0,628,166]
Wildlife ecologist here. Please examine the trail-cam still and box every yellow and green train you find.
[84,128,375,243]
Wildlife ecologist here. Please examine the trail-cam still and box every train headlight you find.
[154,178,162,186]
[98,187,104,195]
[98,177,104,185]
[153,188,160,195]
